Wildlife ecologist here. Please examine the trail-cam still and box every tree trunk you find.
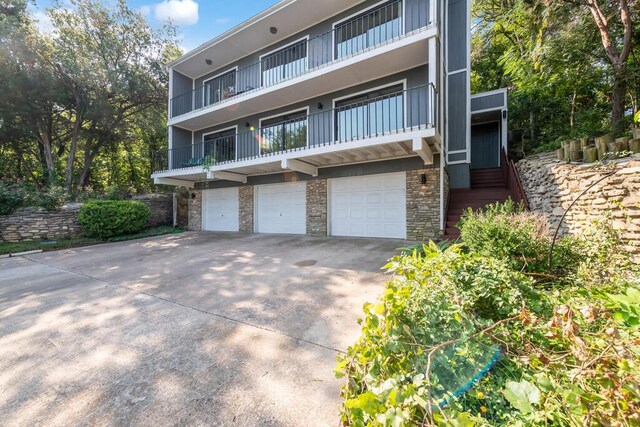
[570,91,577,130]
[611,67,627,133]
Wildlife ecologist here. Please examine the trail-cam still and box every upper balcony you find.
[168,0,436,130]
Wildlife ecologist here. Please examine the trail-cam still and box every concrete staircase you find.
[443,168,510,240]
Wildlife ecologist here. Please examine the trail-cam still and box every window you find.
[335,84,404,142]
[203,128,236,163]
[335,1,402,59]
[261,40,308,86]
[203,70,236,107]
[260,110,308,154]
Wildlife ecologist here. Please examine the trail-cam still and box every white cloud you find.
[154,0,199,26]
[139,5,151,16]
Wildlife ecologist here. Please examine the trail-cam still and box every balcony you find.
[154,85,439,185]
[168,0,434,128]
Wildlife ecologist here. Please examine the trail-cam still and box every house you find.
[151,0,509,240]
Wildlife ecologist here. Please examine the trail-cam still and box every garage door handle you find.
[280,213,283,216]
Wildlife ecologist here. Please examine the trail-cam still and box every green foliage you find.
[337,205,639,426]
[0,181,66,214]
[457,200,582,273]
[0,181,27,215]
[78,200,150,239]
[33,186,66,211]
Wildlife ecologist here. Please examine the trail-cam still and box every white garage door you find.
[202,187,239,232]
[255,182,306,234]
[329,172,406,239]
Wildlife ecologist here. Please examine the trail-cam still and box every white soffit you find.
[172,0,364,78]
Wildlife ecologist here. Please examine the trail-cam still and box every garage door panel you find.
[329,173,406,239]
[256,182,306,235]
[203,188,239,232]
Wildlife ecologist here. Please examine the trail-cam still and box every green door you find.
[471,122,500,169]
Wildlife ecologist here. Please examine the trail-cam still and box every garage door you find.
[255,182,306,234]
[329,172,406,239]
[202,187,239,232]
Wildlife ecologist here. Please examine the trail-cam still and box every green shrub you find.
[32,185,66,211]
[0,181,26,215]
[78,200,150,239]
[457,199,582,274]
[337,210,639,426]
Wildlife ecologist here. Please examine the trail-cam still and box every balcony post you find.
[168,125,173,170]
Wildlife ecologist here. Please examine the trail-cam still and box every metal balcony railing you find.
[156,84,437,172]
[169,0,432,119]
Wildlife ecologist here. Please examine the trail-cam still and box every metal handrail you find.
[169,0,432,118]
[158,84,437,172]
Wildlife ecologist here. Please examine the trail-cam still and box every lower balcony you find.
[153,84,440,186]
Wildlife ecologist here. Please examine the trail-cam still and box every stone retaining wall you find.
[0,204,83,242]
[517,153,640,261]
[1,194,175,243]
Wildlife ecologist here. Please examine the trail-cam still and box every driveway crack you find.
[23,256,346,354]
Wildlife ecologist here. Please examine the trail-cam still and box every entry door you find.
[471,122,501,169]
[329,173,406,239]
[203,188,239,232]
[255,182,306,234]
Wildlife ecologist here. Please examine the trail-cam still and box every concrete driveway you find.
[0,232,405,426]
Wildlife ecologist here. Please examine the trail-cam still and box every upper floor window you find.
[204,70,236,107]
[335,83,404,142]
[204,128,236,163]
[261,39,308,87]
[335,0,403,59]
[260,110,308,155]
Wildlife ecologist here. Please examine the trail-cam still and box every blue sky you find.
[32,0,278,52]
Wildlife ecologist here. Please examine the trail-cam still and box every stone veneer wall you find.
[132,193,174,227]
[0,204,83,242]
[306,179,328,236]
[517,153,640,261]
[239,186,254,233]
[188,190,202,231]
[406,168,442,241]
[0,194,174,242]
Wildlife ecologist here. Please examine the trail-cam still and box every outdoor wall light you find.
[205,59,212,65]
[245,121,251,127]
[421,173,428,185]
[270,26,278,34]
[191,192,197,200]
[502,110,507,119]
[318,102,323,109]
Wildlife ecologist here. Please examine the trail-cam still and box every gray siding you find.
[447,163,469,188]
[194,156,440,190]
[444,0,470,188]
[193,66,428,156]
[447,72,467,152]
[172,70,192,96]
[172,126,192,148]
[446,0,467,72]
[471,93,505,111]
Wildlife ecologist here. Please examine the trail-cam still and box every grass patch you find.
[0,226,184,255]
[107,225,183,242]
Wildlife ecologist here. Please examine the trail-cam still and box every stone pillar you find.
[188,189,202,231]
[306,179,327,236]
[239,186,254,233]
[406,169,441,241]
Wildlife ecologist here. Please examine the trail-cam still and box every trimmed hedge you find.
[78,200,150,239]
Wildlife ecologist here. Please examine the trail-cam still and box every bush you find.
[337,209,639,426]
[457,199,582,274]
[78,200,150,239]
[32,186,66,211]
[0,181,27,215]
